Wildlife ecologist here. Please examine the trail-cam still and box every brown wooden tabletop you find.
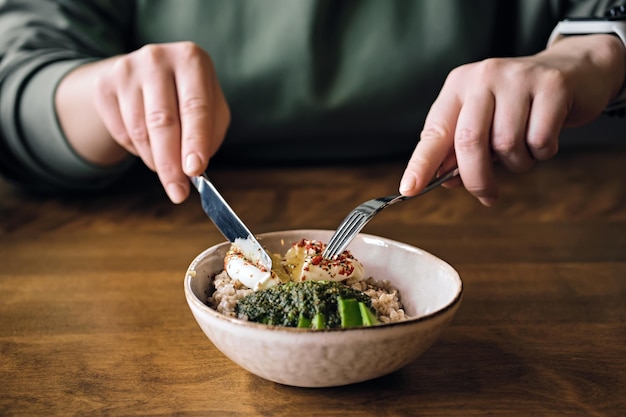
[1,148,625,416]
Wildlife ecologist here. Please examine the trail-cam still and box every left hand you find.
[399,34,626,206]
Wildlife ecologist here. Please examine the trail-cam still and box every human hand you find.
[399,34,625,206]
[94,42,230,203]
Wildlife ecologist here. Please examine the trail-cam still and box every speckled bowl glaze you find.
[184,229,462,388]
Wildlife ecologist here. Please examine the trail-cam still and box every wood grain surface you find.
[1,148,625,416]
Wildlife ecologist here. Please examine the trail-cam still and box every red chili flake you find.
[339,265,355,276]
[311,255,323,265]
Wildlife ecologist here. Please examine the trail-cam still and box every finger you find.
[94,76,139,157]
[454,90,498,206]
[491,88,535,173]
[117,85,155,171]
[142,64,187,204]
[399,90,460,196]
[174,44,215,176]
[439,151,463,189]
[526,89,567,161]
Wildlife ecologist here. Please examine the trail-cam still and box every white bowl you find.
[184,229,462,388]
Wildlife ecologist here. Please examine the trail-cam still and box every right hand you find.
[94,42,231,203]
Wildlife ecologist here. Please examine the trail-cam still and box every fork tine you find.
[324,166,460,259]
[324,211,370,258]
[331,218,369,258]
[324,217,358,257]
[323,214,359,258]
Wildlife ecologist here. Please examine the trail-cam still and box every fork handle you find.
[417,166,459,195]
[385,166,460,205]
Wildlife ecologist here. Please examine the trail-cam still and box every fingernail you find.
[185,153,203,175]
[399,173,416,194]
[167,183,187,204]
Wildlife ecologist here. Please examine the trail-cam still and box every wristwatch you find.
[547,5,626,116]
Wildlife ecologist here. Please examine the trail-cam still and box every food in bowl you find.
[184,229,463,387]
[208,238,408,329]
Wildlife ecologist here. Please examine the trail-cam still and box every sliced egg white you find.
[224,243,288,291]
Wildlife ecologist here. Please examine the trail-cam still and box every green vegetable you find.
[297,312,311,328]
[359,301,380,326]
[338,297,361,328]
[235,280,379,329]
[312,312,326,329]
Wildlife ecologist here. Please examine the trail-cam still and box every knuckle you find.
[540,67,568,91]
[446,66,464,83]
[527,134,558,160]
[109,56,133,77]
[138,44,163,63]
[176,41,211,67]
[447,62,474,84]
[127,125,149,144]
[420,124,450,144]
[136,44,172,73]
[178,41,202,57]
[125,110,149,139]
[491,133,518,155]
[182,134,204,147]
[180,96,211,116]
[467,58,506,80]
[155,160,181,180]
[454,127,482,151]
[172,41,213,69]
[146,110,177,130]
[475,58,501,75]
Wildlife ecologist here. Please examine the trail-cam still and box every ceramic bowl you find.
[184,229,462,388]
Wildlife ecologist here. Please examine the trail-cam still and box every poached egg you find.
[224,238,365,290]
[284,239,365,282]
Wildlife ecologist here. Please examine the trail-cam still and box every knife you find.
[190,174,272,270]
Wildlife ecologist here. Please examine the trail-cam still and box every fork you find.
[322,166,460,259]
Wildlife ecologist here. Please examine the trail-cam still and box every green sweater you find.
[0,0,619,191]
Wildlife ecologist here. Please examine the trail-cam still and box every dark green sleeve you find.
[0,0,136,192]
[1,0,622,193]
[552,0,626,18]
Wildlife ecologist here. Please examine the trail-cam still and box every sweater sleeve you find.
[0,0,136,192]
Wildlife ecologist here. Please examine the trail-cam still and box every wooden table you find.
[1,148,625,416]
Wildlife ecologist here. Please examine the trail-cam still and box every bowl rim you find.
[184,229,463,333]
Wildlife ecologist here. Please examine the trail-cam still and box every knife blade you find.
[190,174,271,270]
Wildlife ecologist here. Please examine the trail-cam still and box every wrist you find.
[548,10,626,116]
[602,35,626,115]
